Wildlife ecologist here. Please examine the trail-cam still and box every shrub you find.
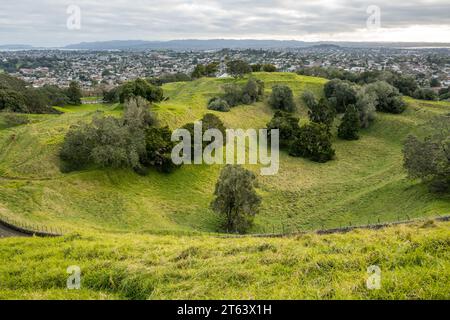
[2,113,30,127]
[208,97,230,112]
[268,85,296,112]
[290,122,335,163]
[413,88,438,101]
[338,105,361,140]
[211,165,261,233]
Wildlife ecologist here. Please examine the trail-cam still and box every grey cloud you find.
[0,0,449,46]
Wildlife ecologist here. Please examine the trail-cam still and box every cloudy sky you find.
[1,0,450,46]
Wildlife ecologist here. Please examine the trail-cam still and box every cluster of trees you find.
[251,63,277,72]
[403,115,449,193]
[267,86,335,163]
[0,74,81,113]
[226,60,252,78]
[103,78,164,104]
[191,62,220,79]
[60,96,178,174]
[148,73,191,86]
[298,67,442,101]
[208,78,265,112]
[438,86,450,101]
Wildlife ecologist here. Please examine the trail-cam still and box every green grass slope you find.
[0,220,449,299]
[0,73,449,235]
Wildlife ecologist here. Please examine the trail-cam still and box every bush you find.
[266,111,300,149]
[208,97,230,112]
[211,165,261,234]
[413,88,438,101]
[366,81,406,114]
[289,122,335,163]
[2,113,30,127]
[220,78,264,108]
[338,105,360,140]
[269,85,296,112]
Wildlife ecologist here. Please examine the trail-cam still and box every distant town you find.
[1,45,450,92]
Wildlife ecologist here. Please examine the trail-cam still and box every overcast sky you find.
[1,0,450,46]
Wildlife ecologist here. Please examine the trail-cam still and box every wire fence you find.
[217,214,450,239]
[0,215,64,237]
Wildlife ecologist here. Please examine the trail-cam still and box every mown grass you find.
[0,73,448,235]
[0,220,449,300]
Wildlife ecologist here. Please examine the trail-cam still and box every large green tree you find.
[66,81,82,105]
[211,165,261,234]
[290,122,335,163]
[268,85,296,112]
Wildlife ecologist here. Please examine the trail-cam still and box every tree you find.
[324,79,358,113]
[355,86,376,128]
[289,122,335,163]
[268,85,296,112]
[403,115,450,193]
[66,81,82,105]
[338,105,360,140]
[262,64,277,72]
[143,126,178,173]
[0,89,27,112]
[366,81,406,114]
[251,64,262,72]
[430,78,441,88]
[191,64,206,79]
[205,62,220,77]
[226,60,252,78]
[242,78,264,104]
[211,165,261,233]
[302,91,335,127]
[267,111,300,149]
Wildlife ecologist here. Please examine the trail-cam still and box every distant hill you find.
[63,39,450,51]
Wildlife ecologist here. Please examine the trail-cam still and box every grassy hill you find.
[0,72,449,235]
[0,220,449,299]
[0,72,449,300]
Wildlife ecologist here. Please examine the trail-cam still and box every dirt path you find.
[0,222,29,238]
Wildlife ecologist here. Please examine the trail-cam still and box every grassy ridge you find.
[0,220,449,299]
[0,73,448,235]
